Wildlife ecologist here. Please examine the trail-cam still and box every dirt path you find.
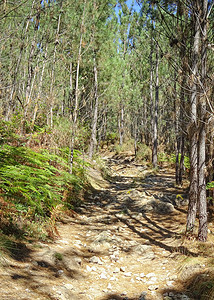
[0,154,212,300]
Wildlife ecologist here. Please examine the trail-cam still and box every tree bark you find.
[5,0,36,121]
[150,30,154,148]
[31,44,47,128]
[152,42,159,167]
[119,103,124,146]
[49,8,62,128]
[198,0,208,242]
[70,0,86,173]
[186,2,200,234]
[89,56,99,159]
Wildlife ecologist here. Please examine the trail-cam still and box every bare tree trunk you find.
[152,42,159,167]
[32,44,47,128]
[23,38,37,133]
[186,5,200,234]
[179,136,185,183]
[119,103,124,146]
[5,0,36,121]
[68,61,73,115]
[49,8,62,128]
[198,0,208,242]
[70,0,86,173]
[134,117,138,157]
[98,104,107,148]
[89,56,99,159]
[150,32,154,148]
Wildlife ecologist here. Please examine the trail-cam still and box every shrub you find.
[135,143,152,162]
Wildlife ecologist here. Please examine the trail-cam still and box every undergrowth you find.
[0,120,88,254]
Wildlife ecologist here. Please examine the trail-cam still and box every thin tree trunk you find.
[174,75,182,185]
[152,42,159,167]
[98,104,107,148]
[23,38,37,133]
[32,44,47,128]
[68,61,73,115]
[70,0,86,173]
[198,0,208,242]
[89,56,99,159]
[5,0,36,121]
[186,6,200,234]
[119,103,124,146]
[134,117,138,157]
[179,136,185,184]
[49,7,62,128]
[150,32,154,148]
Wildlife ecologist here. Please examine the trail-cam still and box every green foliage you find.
[135,143,152,162]
[0,145,84,218]
[54,252,63,261]
[0,119,18,145]
[207,181,214,190]
[158,152,190,169]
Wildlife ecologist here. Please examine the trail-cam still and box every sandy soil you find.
[0,154,213,300]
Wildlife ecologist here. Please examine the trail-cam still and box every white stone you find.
[110,276,117,281]
[113,267,120,273]
[124,272,132,277]
[148,285,158,291]
[90,256,103,264]
[148,276,157,282]
[86,265,92,272]
[110,254,119,262]
[64,284,73,289]
[107,283,112,289]
[166,281,174,287]
[58,239,69,245]
[146,272,156,278]
[136,276,142,281]
[100,272,107,279]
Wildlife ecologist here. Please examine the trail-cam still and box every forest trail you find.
[0,154,211,300]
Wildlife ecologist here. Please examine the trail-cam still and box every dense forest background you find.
[0,0,214,243]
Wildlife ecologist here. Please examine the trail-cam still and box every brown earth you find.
[0,153,214,300]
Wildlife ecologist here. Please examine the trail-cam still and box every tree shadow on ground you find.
[5,248,85,299]
[116,214,198,257]
[7,240,32,262]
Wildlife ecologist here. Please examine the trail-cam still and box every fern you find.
[0,145,85,217]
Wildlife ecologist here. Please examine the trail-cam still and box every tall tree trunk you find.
[119,103,124,146]
[150,31,154,148]
[23,38,37,133]
[5,0,36,121]
[89,56,99,159]
[70,0,86,173]
[134,117,138,157]
[49,6,62,128]
[174,77,181,185]
[152,42,159,167]
[198,0,208,242]
[186,4,200,234]
[68,61,73,115]
[31,44,47,128]
[98,103,107,148]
